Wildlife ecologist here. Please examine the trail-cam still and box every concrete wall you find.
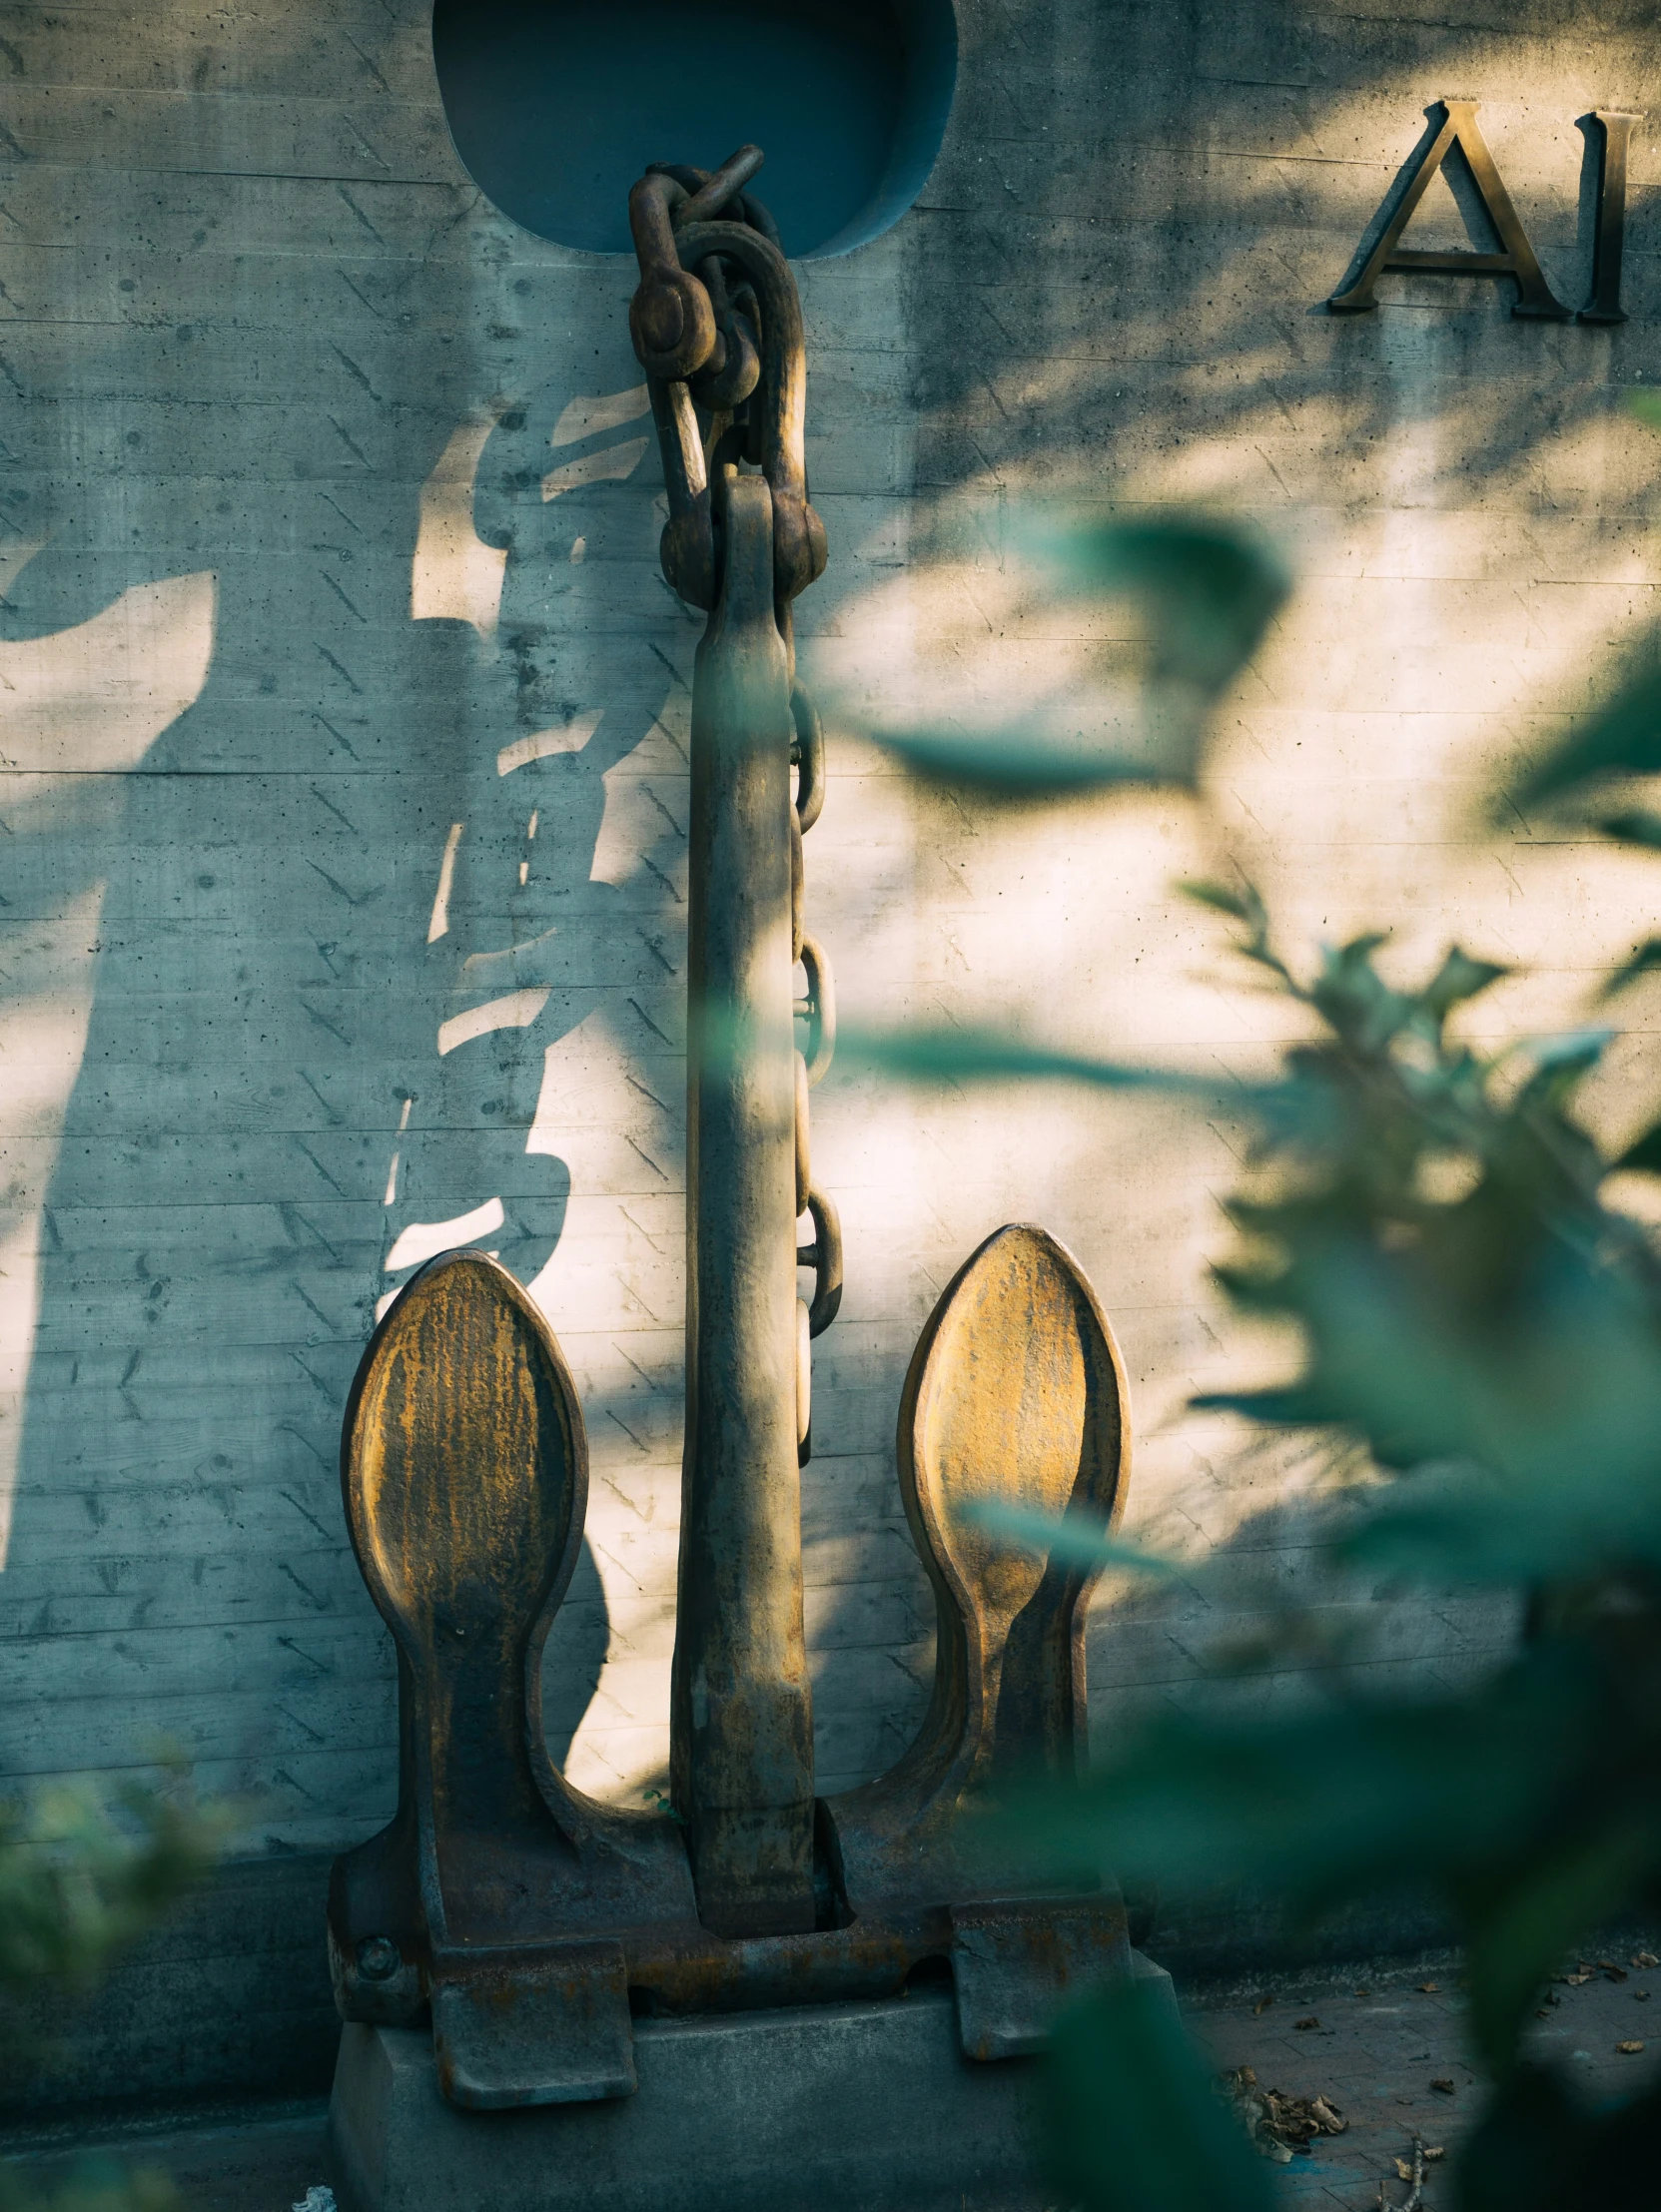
[1,0,1658,2108]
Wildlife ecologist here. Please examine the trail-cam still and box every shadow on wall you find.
[782,20,1661,1793]
[0,303,711,1835]
[0,0,1657,1850]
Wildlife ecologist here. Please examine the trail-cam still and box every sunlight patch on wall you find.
[541,437,650,504]
[497,710,602,777]
[426,820,464,942]
[435,986,552,1057]
[549,386,650,447]
[385,1196,507,1276]
[796,253,1661,1647]
[0,566,216,1568]
[789,119,1661,1751]
[411,409,509,637]
[0,891,107,1564]
[524,1007,682,1799]
[0,571,216,773]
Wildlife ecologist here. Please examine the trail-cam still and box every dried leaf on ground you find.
[1430,2077,1457,2094]
[1219,2067,1347,2159]
[1632,1951,1659,1969]
[1617,2039,1646,2054]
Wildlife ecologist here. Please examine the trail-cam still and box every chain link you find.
[628,146,844,1455]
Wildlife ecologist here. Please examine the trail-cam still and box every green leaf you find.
[1515,654,1661,804]
[1011,1652,1583,1900]
[836,1021,1240,1102]
[1192,1384,1337,1428]
[1340,1435,1661,1587]
[873,723,1203,795]
[1459,1823,1659,2073]
[1602,937,1661,997]
[874,514,1290,797]
[1613,1119,1661,1173]
[0,1775,225,1996]
[1457,2059,1661,2212]
[1422,947,1509,1023]
[1041,1977,1277,2212]
[1182,878,1255,922]
[1,2159,185,2212]
[1626,389,1661,429]
[1307,935,1418,1052]
[1510,1028,1612,1112]
[1182,876,1291,983]
[1598,806,1661,849]
[1041,516,1291,699]
[968,1502,1186,1581]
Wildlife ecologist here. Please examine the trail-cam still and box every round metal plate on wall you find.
[430,0,958,257]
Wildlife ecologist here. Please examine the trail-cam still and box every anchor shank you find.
[672,468,817,1936]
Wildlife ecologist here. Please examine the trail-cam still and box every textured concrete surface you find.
[329,1996,1048,2212]
[9,1948,1655,2211]
[2,0,1660,2115]
[324,1954,1176,2212]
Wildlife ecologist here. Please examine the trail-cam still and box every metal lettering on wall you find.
[1333,101,1639,323]
[325,145,1139,2112]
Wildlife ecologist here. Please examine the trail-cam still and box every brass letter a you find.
[1330,100,1569,319]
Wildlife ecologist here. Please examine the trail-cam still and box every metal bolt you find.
[357,1934,401,1981]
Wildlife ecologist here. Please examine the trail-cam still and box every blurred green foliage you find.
[0,1778,223,2212]
[0,2164,180,2212]
[872,514,1289,793]
[866,488,1661,2210]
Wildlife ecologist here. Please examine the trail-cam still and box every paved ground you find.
[0,2098,332,2212]
[1187,1942,1661,2210]
[4,1943,1657,2210]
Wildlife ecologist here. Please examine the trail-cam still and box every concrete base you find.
[330,1958,1177,2212]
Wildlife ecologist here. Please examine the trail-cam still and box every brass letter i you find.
[1580,111,1640,326]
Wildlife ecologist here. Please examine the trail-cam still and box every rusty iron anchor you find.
[327,144,1140,2111]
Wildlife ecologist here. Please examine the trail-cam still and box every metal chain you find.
[789,678,841,1341]
[627,146,844,1433]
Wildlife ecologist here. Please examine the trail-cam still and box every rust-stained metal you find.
[327,1251,694,2106]
[795,934,836,1088]
[790,681,825,833]
[329,1231,1136,2096]
[950,1896,1132,2059]
[631,147,832,1939]
[329,147,1140,2113]
[626,152,824,617]
[826,1228,1131,1964]
[797,1184,843,1338]
[672,464,816,1937]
